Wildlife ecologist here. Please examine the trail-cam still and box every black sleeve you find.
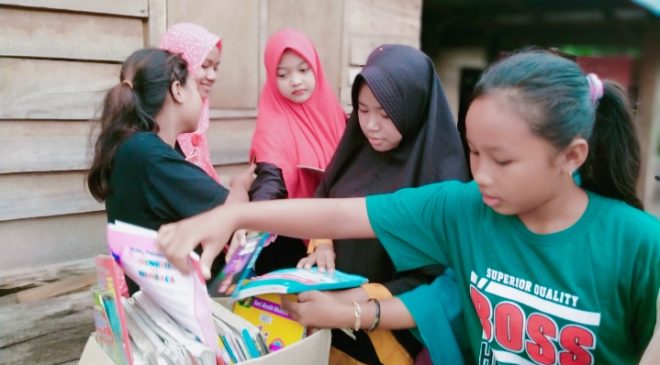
[249,162,288,201]
[146,152,230,219]
[384,264,447,296]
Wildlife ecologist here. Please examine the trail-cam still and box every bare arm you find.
[282,290,416,330]
[157,197,374,275]
[640,326,660,365]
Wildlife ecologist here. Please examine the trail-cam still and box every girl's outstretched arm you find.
[282,290,416,330]
[157,197,374,275]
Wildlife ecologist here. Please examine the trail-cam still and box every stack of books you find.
[91,221,367,365]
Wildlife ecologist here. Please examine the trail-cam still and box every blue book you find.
[208,231,275,297]
[233,267,368,300]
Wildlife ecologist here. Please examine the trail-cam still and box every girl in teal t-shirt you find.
[157,50,660,364]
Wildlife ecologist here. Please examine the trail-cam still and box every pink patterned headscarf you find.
[159,23,221,182]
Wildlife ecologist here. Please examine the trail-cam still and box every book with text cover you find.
[94,255,132,365]
[232,293,306,352]
[208,231,276,298]
[106,221,223,364]
[233,267,368,300]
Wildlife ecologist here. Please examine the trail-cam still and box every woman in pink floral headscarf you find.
[159,23,223,181]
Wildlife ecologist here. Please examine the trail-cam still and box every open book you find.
[233,267,368,301]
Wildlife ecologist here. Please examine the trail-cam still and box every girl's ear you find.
[561,138,589,174]
[170,80,185,104]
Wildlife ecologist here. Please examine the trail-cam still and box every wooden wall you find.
[0,0,423,271]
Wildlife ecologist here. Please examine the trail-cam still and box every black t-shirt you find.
[106,132,229,230]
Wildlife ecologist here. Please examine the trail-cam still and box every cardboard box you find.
[78,328,331,365]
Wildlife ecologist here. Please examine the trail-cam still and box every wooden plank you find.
[0,7,144,62]
[0,212,108,272]
[0,58,120,120]
[0,118,253,174]
[349,33,420,66]
[0,158,253,221]
[207,119,255,166]
[268,0,345,94]
[0,171,102,221]
[16,272,97,304]
[0,258,96,291]
[146,0,167,47]
[208,108,258,119]
[0,121,95,174]
[0,291,94,364]
[346,0,421,40]
[0,0,148,17]
[167,0,260,109]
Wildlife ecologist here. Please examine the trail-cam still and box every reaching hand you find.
[226,229,248,262]
[297,243,335,273]
[229,164,257,192]
[156,207,233,278]
[282,291,352,328]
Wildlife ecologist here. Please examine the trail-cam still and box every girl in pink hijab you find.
[248,28,347,273]
[249,28,346,200]
[159,23,222,181]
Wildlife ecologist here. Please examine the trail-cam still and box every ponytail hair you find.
[581,81,642,209]
[87,48,189,201]
[474,50,643,209]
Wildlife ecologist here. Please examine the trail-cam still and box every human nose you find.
[366,114,380,131]
[206,68,217,81]
[472,158,493,186]
[290,73,302,86]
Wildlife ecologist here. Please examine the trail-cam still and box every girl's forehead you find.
[278,49,308,66]
[466,94,535,143]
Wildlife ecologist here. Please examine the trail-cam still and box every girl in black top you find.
[87,48,253,284]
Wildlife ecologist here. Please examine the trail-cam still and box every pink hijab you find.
[250,28,347,198]
[159,23,221,182]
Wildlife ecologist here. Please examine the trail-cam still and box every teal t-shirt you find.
[367,180,660,364]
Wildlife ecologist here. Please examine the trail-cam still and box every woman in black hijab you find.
[299,44,469,364]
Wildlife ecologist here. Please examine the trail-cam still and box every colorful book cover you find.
[208,231,275,297]
[106,221,224,365]
[94,255,132,365]
[232,293,306,352]
[233,267,368,300]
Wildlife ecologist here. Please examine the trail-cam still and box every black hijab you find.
[317,44,469,199]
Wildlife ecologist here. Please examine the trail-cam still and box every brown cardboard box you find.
[78,328,331,365]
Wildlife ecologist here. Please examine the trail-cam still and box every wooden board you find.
[0,121,96,174]
[0,7,144,62]
[16,272,97,303]
[0,258,96,291]
[0,0,148,17]
[0,212,108,272]
[167,0,261,109]
[0,291,94,365]
[346,0,421,39]
[207,119,255,166]
[349,33,420,66]
[0,161,253,221]
[267,0,345,94]
[0,118,254,174]
[0,171,102,221]
[0,58,120,120]
[147,0,167,47]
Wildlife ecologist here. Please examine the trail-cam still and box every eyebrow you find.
[466,139,506,152]
[277,61,308,71]
[357,101,384,110]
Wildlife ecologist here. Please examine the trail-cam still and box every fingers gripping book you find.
[106,221,223,364]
